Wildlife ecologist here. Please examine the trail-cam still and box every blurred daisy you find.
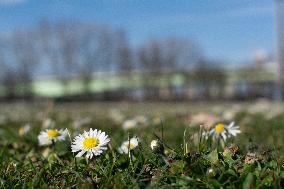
[42,118,55,129]
[109,109,125,123]
[19,124,31,137]
[73,117,91,129]
[122,119,137,130]
[38,129,67,146]
[210,122,241,141]
[71,128,110,159]
[134,115,147,125]
[119,137,139,154]
[150,139,164,154]
[153,116,162,125]
[210,123,226,139]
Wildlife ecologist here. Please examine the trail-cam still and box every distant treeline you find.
[0,20,231,101]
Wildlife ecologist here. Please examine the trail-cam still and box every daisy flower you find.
[19,124,31,137]
[42,118,55,129]
[134,115,147,125]
[210,122,241,141]
[73,117,91,129]
[38,129,68,146]
[150,139,164,154]
[119,137,139,154]
[109,109,125,124]
[210,123,227,140]
[122,119,138,130]
[71,128,110,159]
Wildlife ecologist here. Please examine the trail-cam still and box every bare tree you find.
[137,40,164,99]
[138,37,202,100]
[0,43,17,98]
[115,30,133,97]
[193,60,226,99]
[37,20,81,95]
[10,30,39,97]
[160,38,202,99]
[116,30,133,74]
[77,24,101,95]
[56,21,81,94]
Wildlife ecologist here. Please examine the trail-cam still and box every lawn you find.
[0,101,283,188]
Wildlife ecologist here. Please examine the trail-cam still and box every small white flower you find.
[134,115,147,125]
[122,119,138,130]
[73,117,91,129]
[42,118,55,129]
[38,129,67,146]
[119,137,139,154]
[209,122,241,141]
[210,123,228,141]
[109,109,125,123]
[150,140,160,150]
[152,117,162,125]
[150,139,164,154]
[71,128,110,159]
[19,124,31,136]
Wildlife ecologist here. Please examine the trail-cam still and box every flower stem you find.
[51,139,55,151]
[127,132,134,172]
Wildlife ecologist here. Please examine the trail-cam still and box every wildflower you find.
[210,122,241,141]
[71,128,110,159]
[210,123,227,141]
[119,137,139,154]
[206,167,221,178]
[73,117,91,129]
[38,129,67,146]
[153,116,162,125]
[207,168,216,177]
[42,118,55,129]
[150,139,164,154]
[109,109,125,123]
[122,119,137,130]
[19,124,31,137]
[134,115,147,125]
[223,110,236,120]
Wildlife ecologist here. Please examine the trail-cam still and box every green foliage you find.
[0,103,283,188]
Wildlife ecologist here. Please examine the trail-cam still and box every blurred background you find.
[0,0,283,102]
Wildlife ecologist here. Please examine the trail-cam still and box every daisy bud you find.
[206,168,216,178]
[150,139,164,154]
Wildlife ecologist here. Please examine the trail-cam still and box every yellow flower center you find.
[83,137,98,150]
[126,143,135,150]
[47,130,60,138]
[19,127,25,136]
[215,123,225,134]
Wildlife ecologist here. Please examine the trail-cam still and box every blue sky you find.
[0,0,279,64]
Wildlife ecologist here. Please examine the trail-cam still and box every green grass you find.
[0,102,283,188]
